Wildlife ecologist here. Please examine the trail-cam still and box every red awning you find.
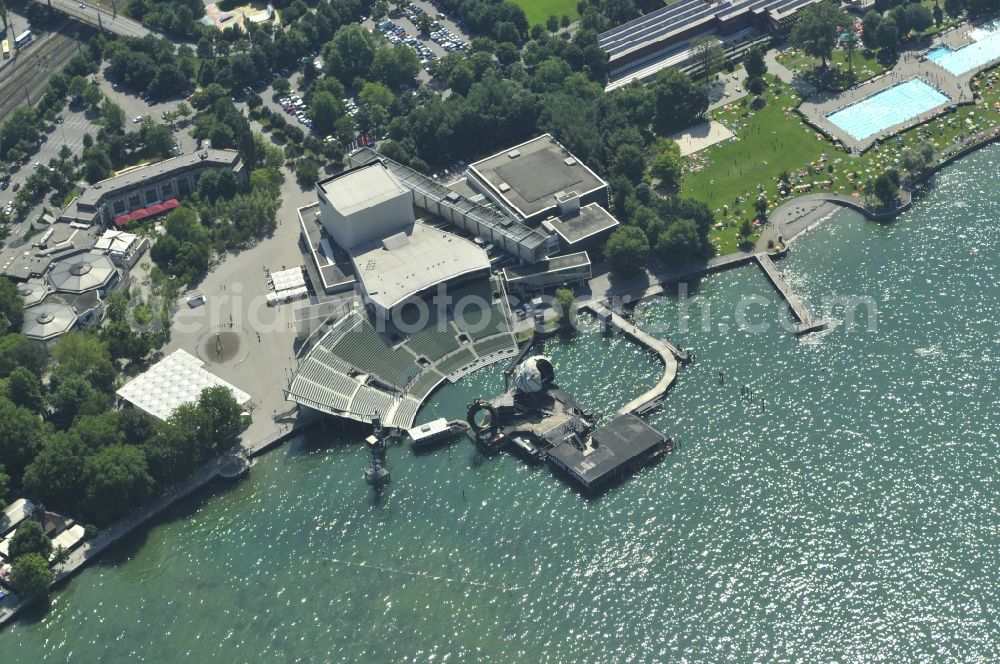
[146,203,167,215]
[113,214,131,227]
[162,198,180,210]
[129,208,152,221]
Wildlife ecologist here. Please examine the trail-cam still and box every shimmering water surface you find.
[5,149,1000,661]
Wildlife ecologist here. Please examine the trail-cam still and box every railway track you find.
[0,26,93,123]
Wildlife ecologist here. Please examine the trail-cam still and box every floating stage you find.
[468,357,673,493]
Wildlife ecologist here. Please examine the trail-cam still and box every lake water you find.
[4,147,1000,661]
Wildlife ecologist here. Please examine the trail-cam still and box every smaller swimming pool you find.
[926,20,1000,75]
[826,78,949,141]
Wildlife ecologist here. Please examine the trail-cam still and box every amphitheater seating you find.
[389,397,421,428]
[288,376,352,413]
[437,347,476,376]
[349,385,397,420]
[329,314,420,388]
[473,333,516,358]
[405,324,460,362]
[408,369,445,400]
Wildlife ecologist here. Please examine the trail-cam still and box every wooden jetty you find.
[582,302,686,416]
[754,253,828,335]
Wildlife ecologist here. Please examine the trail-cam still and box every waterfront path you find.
[0,453,245,629]
[581,302,684,416]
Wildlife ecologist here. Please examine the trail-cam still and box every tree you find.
[5,366,45,414]
[744,47,767,80]
[9,553,52,599]
[547,15,559,32]
[52,332,114,388]
[197,385,247,451]
[0,333,48,377]
[308,91,341,136]
[554,287,574,323]
[0,464,7,509]
[8,520,52,561]
[651,142,682,193]
[755,196,769,220]
[0,397,45,479]
[23,432,87,511]
[656,219,704,264]
[0,275,24,332]
[611,143,646,183]
[176,102,192,121]
[746,76,767,98]
[691,36,725,79]
[604,225,650,277]
[372,44,420,89]
[862,11,882,49]
[790,2,848,68]
[877,15,900,54]
[870,171,899,207]
[933,2,944,26]
[295,158,320,187]
[324,24,378,84]
[561,15,571,28]
[82,445,155,524]
[652,69,708,134]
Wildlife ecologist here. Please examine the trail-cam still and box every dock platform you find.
[582,302,686,416]
[754,253,828,335]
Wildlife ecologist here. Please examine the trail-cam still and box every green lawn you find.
[512,0,578,26]
[678,66,1000,254]
[777,48,889,86]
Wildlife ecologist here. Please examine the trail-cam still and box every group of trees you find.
[862,3,934,57]
[0,284,248,596]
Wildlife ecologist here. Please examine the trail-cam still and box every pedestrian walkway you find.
[754,253,827,334]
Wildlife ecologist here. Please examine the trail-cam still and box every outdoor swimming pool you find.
[826,78,949,141]
[926,22,1000,75]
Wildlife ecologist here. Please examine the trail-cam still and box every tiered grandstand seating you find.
[409,369,445,400]
[405,324,460,361]
[473,333,517,358]
[288,377,352,413]
[329,314,419,388]
[389,397,421,428]
[349,385,397,420]
[437,347,476,376]
[298,361,358,397]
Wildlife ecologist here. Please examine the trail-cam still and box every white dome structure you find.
[513,356,555,393]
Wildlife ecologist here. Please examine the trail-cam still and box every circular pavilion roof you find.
[21,303,77,341]
[48,253,116,293]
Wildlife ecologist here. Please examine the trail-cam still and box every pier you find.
[754,253,828,335]
[581,302,687,416]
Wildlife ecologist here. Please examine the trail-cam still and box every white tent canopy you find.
[116,349,251,421]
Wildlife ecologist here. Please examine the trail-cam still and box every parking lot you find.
[362,0,474,83]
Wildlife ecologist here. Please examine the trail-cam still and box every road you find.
[34,0,151,39]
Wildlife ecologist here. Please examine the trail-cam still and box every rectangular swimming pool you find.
[926,22,1000,76]
[825,78,949,141]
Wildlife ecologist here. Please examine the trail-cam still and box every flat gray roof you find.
[547,413,667,486]
[317,161,409,216]
[0,223,101,281]
[503,252,591,281]
[468,134,607,220]
[548,203,620,245]
[74,149,241,208]
[350,223,490,311]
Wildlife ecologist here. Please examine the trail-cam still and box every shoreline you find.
[4,97,999,636]
[0,424,304,631]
